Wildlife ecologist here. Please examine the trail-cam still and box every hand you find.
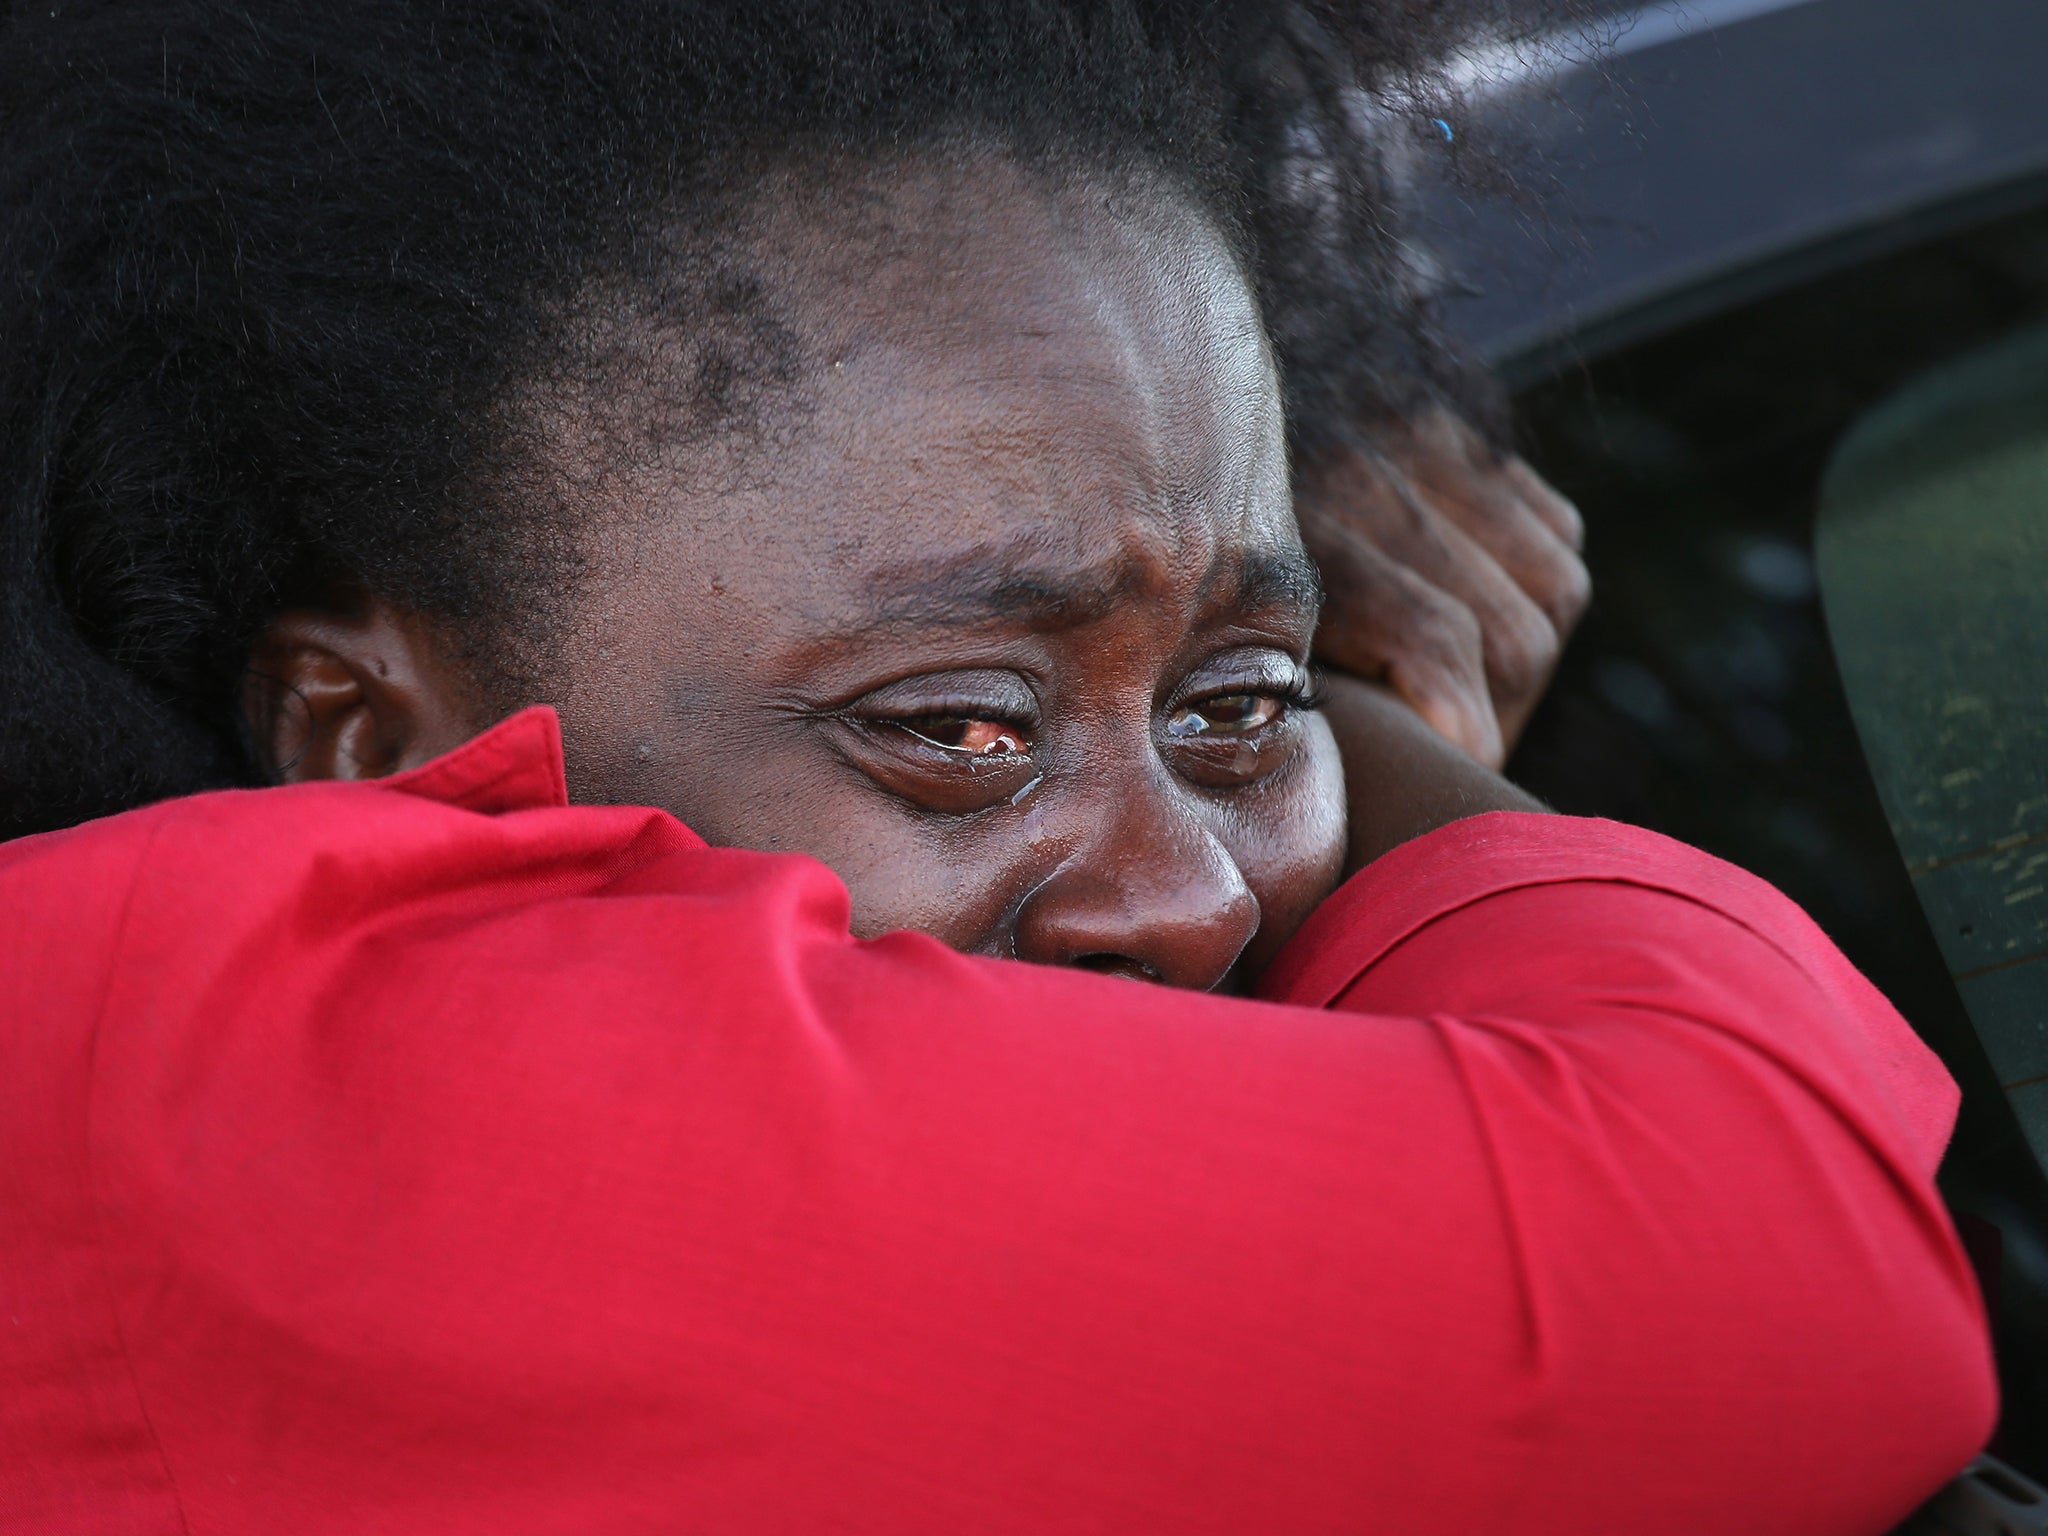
[1293,409,1589,770]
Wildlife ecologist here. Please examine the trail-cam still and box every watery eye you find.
[901,716,1030,757]
[1166,694,1284,739]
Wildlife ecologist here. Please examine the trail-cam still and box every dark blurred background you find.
[1422,0,2048,1471]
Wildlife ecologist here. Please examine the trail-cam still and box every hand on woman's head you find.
[1294,408,1590,769]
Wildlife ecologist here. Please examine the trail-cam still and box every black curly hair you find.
[0,0,1562,837]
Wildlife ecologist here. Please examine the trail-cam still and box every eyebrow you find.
[854,542,1323,636]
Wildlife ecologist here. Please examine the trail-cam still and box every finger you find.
[1306,530,1504,768]
[1501,455,1585,551]
[1421,524,1559,748]
[1384,642,1507,771]
[1329,447,1566,729]
[1390,410,1589,616]
[1397,449,1590,637]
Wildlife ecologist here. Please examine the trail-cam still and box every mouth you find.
[1071,955,1166,985]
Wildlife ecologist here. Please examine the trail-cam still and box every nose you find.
[1009,782,1261,992]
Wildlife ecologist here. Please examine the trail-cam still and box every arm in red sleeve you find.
[1261,813,1990,1527]
[0,710,1994,1536]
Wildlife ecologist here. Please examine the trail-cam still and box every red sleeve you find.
[1260,811,1963,1177]
[0,732,1995,1536]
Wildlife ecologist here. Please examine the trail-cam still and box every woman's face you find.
[475,161,1343,989]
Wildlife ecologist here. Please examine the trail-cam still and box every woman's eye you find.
[828,673,1039,815]
[898,716,1030,757]
[1165,694,1284,738]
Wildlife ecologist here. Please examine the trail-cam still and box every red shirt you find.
[0,707,1994,1534]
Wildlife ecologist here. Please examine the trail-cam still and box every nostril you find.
[1070,954,1165,984]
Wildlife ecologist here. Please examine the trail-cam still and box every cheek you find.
[828,818,1027,949]
[1222,715,1347,973]
[705,773,1033,951]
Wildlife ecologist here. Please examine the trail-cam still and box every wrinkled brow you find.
[854,544,1322,635]
[1220,546,1324,620]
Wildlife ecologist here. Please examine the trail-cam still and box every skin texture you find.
[247,155,1546,989]
[1298,410,1589,769]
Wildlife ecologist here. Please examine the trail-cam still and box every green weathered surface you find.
[1817,326,2048,1173]
[1957,964,2048,1084]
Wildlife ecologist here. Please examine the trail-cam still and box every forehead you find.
[591,153,1300,640]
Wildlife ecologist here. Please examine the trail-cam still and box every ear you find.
[243,597,485,783]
